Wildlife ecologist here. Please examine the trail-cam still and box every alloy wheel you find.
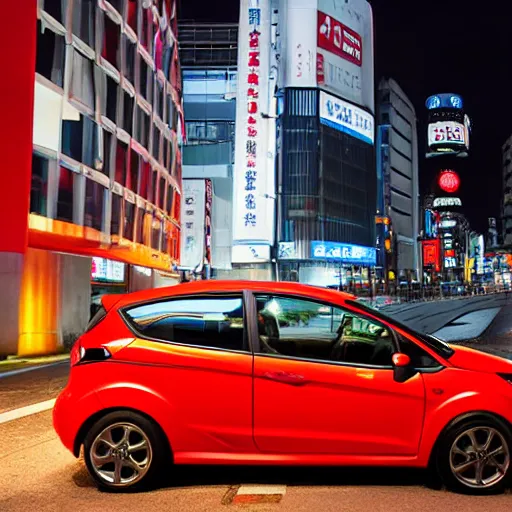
[449,426,510,489]
[89,422,153,487]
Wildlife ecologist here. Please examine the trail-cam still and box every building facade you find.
[502,135,512,246]
[0,0,184,357]
[377,78,420,282]
[178,23,238,274]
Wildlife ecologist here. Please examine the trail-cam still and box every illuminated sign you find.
[444,257,458,269]
[233,0,275,258]
[440,220,457,229]
[426,93,464,110]
[318,11,362,67]
[278,241,297,259]
[438,170,460,193]
[428,121,467,147]
[433,197,462,208]
[91,257,125,283]
[311,241,376,266]
[319,91,374,145]
[445,249,455,258]
[181,180,206,270]
[422,239,440,271]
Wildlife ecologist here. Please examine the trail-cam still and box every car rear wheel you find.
[83,411,168,491]
[436,416,512,494]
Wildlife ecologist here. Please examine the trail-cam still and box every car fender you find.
[417,389,512,465]
[93,382,179,447]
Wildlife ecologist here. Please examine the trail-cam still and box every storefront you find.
[90,257,128,316]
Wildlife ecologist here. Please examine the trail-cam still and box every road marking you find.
[0,361,68,380]
[223,484,287,505]
[0,398,56,425]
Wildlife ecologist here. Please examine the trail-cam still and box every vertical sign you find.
[232,0,275,262]
[180,180,206,270]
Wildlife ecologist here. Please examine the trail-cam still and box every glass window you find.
[70,50,95,112]
[151,126,161,161]
[36,22,66,88]
[31,153,49,216]
[255,296,395,367]
[57,166,75,222]
[111,193,122,236]
[106,75,118,123]
[128,148,140,193]
[61,115,84,161]
[115,140,128,184]
[127,0,138,33]
[163,138,169,170]
[140,7,153,54]
[102,14,121,70]
[82,117,100,169]
[84,179,105,231]
[158,176,166,209]
[122,90,134,134]
[123,35,136,85]
[101,130,113,177]
[123,200,135,241]
[135,206,145,244]
[151,218,161,251]
[43,0,66,24]
[398,335,439,369]
[155,80,164,120]
[72,0,96,47]
[166,185,174,215]
[135,106,150,149]
[139,160,151,200]
[124,296,246,351]
[139,57,149,102]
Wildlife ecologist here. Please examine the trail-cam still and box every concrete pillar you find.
[0,0,37,356]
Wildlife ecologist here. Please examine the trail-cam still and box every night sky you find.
[179,0,512,234]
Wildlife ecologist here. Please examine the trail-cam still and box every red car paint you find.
[53,281,512,468]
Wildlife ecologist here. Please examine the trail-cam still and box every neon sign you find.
[438,170,460,193]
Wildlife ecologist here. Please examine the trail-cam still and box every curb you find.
[0,360,69,380]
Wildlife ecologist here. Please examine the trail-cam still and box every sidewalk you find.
[0,353,69,375]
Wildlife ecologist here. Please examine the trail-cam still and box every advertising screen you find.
[283,0,374,112]
[428,121,467,148]
[311,241,376,265]
[438,170,460,193]
[433,197,462,208]
[233,0,276,261]
[422,239,440,271]
[91,258,125,283]
[426,94,464,110]
[319,91,374,144]
[180,180,206,270]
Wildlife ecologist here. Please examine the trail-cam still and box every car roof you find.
[105,280,356,311]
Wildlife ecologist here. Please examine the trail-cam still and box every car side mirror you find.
[392,353,416,383]
[392,353,411,368]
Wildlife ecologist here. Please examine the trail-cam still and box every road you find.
[1,360,512,511]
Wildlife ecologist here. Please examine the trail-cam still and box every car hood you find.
[448,345,512,374]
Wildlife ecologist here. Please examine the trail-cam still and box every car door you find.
[251,294,426,456]
[121,292,255,454]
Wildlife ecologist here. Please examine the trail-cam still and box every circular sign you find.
[438,170,460,193]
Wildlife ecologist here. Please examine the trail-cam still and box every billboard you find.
[91,258,125,283]
[426,94,464,110]
[311,241,377,266]
[283,0,374,112]
[433,197,462,208]
[319,91,374,144]
[232,0,276,261]
[428,121,467,149]
[180,180,206,270]
[422,239,440,271]
[438,170,460,194]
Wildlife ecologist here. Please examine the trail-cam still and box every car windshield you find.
[346,300,455,360]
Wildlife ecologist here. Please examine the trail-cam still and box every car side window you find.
[397,334,440,368]
[255,295,395,367]
[124,295,246,352]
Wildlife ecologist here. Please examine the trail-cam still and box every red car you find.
[53,281,512,494]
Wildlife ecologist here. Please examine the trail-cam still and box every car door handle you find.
[262,371,309,386]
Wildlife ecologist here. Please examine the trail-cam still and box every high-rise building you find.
[377,78,420,282]
[178,22,238,274]
[502,135,512,246]
[0,0,184,357]
[231,0,377,287]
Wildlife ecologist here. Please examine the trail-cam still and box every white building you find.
[378,78,420,279]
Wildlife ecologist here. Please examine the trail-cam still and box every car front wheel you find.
[83,411,167,491]
[436,416,512,494]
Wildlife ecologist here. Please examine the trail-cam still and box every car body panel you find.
[53,281,512,472]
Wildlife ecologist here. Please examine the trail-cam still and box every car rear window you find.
[123,295,247,352]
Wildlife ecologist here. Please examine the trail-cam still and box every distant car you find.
[54,281,512,494]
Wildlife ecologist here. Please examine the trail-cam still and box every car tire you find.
[435,415,512,495]
[83,410,169,492]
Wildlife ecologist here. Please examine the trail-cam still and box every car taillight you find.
[498,373,512,384]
